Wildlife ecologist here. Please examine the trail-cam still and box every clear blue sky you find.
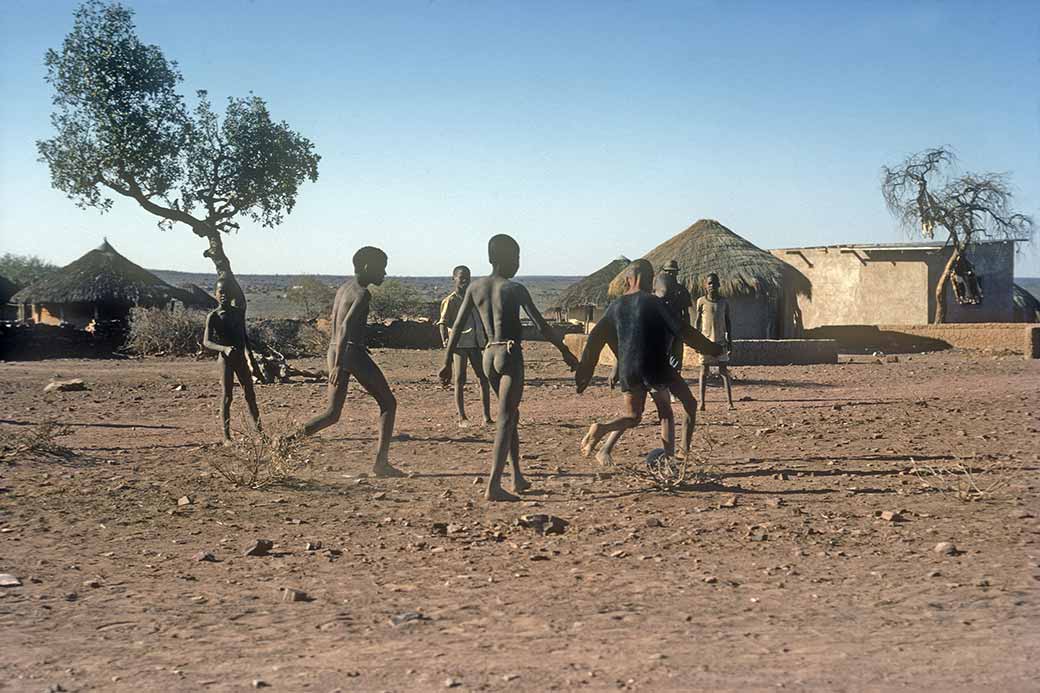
[2,1,1038,277]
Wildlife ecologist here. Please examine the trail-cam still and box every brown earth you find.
[1,346,1038,692]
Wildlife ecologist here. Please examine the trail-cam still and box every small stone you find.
[516,514,568,536]
[252,680,269,688]
[756,428,775,436]
[885,354,899,363]
[644,517,663,528]
[372,492,387,500]
[445,678,461,688]
[927,570,942,578]
[502,673,520,682]
[0,574,22,587]
[243,539,274,557]
[933,542,959,556]
[703,576,718,584]
[192,551,217,562]
[472,477,483,485]
[177,495,193,506]
[390,611,427,627]
[431,522,449,535]
[173,384,186,391]
[609,550,627,558]
[446,523,464,535]
[279,587,310,602]
[765,497,783,508]
[879,511,905,522]
[43,379,88,393]
[305,542,322,551]
[82,579,101,588]
[720,495,738,508]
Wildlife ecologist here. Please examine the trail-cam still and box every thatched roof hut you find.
[1013,283,1040,323]
[10,239,214,327]
[176,283,218,310]
[608,219,807,300]
[607,219,809,338]
[559,256,630,310]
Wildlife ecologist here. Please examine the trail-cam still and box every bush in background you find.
[369,279,426,321]
[247,319,327,358]
[126,307,206,356]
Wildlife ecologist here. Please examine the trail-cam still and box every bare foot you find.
[482,417,494,427]
[485,485,521,502]
[728,404,736,411]
[457,418,471,429]
[512,475,532,493]
[698,403,706,412]
[675,448,687,460]
[579,425,598,457]
[222,438,233,448]
[373,462,406,478]
[595,449,614,467]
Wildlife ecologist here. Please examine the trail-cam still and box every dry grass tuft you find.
[0,420,75,462]
[205,419,310,489]
[911,457,1009,502]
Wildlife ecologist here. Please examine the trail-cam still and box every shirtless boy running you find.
[440,234,580,501]
[203,278,262,443]
[575,260,721,465]
[299,246,403,478]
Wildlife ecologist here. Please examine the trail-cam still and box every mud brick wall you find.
[806,323,1039,358]
[563,335,838,367]
[0,323,124,360]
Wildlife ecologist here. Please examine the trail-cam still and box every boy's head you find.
[662,260,680,276]
[214,278,230,309]
[623,259,654,293]
[452,265,471,294]
[705,272,720,299]
[353,246,388,286]
[488,234,520,279]
[653,270,676,298]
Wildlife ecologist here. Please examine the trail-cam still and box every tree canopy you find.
[37,1,320,270]
[0,253,59,287]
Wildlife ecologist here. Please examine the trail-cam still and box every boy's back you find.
[603,291,680,391]
[467,275,528,344]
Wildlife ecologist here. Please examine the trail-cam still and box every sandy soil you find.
[1,345,1038,692]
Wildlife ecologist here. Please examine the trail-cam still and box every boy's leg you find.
[467,349,493,425]
[483,348,524,501]
[452,351,468,425]
[698,364,710,411]
[219,355,234,443]
[720,364,735,410]
[348,349,403,477]
[649,389,676,457]
[302,373,349,436]
[508,414,529,492]
[230,353,262,432]
[582,390,646,466]
[668,378,698,458]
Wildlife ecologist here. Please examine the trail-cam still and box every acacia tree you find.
[882,147,1033,323]
[37,1,320,279]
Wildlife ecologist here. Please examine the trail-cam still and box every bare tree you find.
[882,147,1033,323]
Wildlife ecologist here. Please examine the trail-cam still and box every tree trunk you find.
[933,245,960,324]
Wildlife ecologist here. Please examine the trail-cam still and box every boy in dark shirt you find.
[440,234,579,501]
[575,260,720,466]
[202,278,262,443]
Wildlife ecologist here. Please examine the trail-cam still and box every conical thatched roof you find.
[0,274,19,305]
[176,283,218,310]
[558,256,630,309]
[1013,284,1040,323]
[10,240,212,309]
[608,219,809,299]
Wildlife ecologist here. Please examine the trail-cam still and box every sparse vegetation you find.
[247,319,327,358]
[125,306,206,356]
[0,421,74,462]
[287,276,336,321]
[0,253,58,287]
[206,420,308,489]
[911,457,1009,502]
[369,279,427,321]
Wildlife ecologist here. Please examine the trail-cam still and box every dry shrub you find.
[911,457,1009,502]
[247,319,327,357]
[0,421,74,462]
[206,419,309,489]
[612,421,721,491]
[126,306,206,356]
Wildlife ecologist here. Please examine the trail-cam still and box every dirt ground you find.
[1,345,1038,692]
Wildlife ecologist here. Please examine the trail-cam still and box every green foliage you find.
[36,1,320,254]
[125,306,205,355]
[369,279,427,321]
[0,253,58,286]
[287,276,335,320]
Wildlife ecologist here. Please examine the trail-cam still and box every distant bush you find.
[370,279,427,321]
[126,307,206,356]
[247,319,327,358]
[287,276,336,320]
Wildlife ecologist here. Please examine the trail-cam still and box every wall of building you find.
[772,242,1015,329]
[804,322,1038,357]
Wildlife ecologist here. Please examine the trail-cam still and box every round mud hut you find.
[608,219,808,338]
[558,256,631,323]
[10,239,215,327]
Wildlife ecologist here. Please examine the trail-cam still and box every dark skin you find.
[299,252,403,478]
[439,237,580,502]
[202,281,261,443]
[696,274,735,411]
[575,265,721,466]
[439,267,492,427]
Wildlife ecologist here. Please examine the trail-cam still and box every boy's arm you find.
[201,312,231,355]
[694,298,703,333]
[660,299,721,356]
[520,286,579,370]
[436,295,452,346]
[329,290,368,385]
[439,288,474,384]
[576,315,612,393]
[724,301,733,349]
